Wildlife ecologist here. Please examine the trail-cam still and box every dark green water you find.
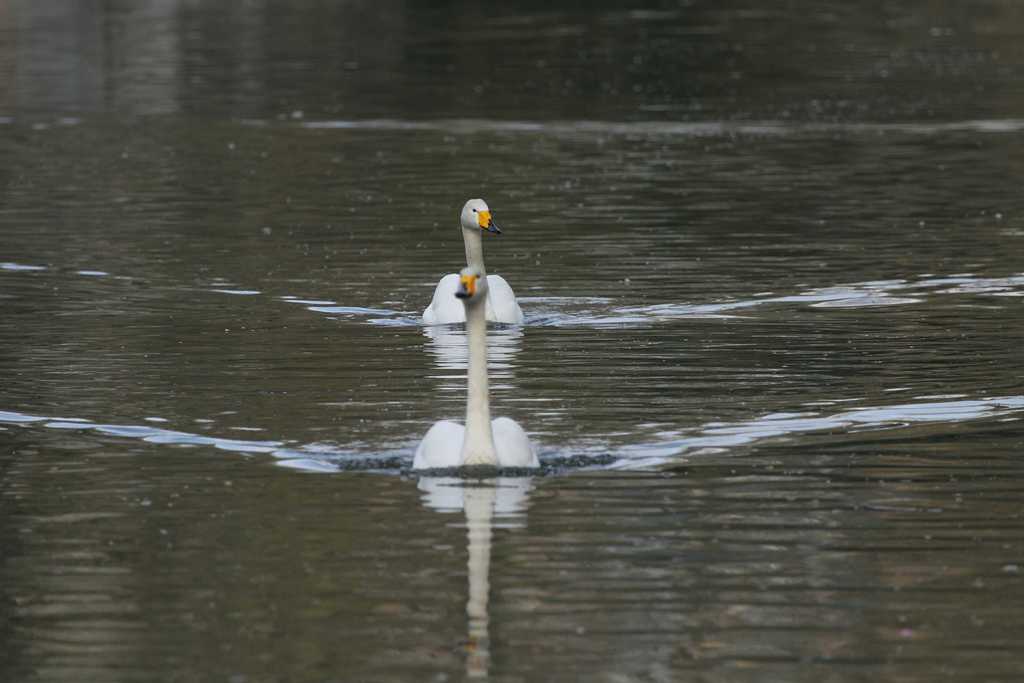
[2,2,1024,681]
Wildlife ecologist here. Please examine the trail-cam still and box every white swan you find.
[422,199,524,325]
[414,268,539,469]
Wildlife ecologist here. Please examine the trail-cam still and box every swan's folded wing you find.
[423,273,465,324]
[413,420,465,469]
[485,274,524,324]
[491,417,538,468]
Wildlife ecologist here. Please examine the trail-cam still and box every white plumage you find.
[413,417,535,469]
[422,199,524,325]
[414,268,538,470]
[423,273,524,325]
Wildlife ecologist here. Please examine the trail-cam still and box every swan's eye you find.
[472,209,477,213]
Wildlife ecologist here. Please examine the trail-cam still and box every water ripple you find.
[0,412,282,454]
[3,393,1021,473]
[290,118,1024,138]
[307,305,403,316]
[614,395,1024,469]
[1,262,47,272]
[5,258,1019,328]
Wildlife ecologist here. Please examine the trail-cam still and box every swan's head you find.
[460,198,501,236]
[455,266,488,301]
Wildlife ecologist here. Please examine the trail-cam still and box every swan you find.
[422,199,524,325]
[414,267,539,469]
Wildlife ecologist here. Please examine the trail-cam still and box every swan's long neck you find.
[461,294,497,466]
[462,228,488,277]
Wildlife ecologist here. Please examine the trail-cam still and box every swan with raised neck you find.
[422,199,524,325]
[414,267,537,469]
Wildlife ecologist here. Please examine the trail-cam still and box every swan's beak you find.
[477,210,502,235]
[455,274,477,299]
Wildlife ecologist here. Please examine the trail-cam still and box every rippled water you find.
[3,2,1024,682]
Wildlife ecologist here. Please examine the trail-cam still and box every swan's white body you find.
[423,273,523,325]
[414,417,536,469]
[422,199,524,325]
[414,270,538,469]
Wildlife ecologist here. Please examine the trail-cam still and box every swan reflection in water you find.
[418,476,535,679]
[421,323,524,379]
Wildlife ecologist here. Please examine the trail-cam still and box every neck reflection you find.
[421,324,524,380]
[418,476,535,679]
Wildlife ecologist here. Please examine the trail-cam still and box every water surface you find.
[3,2,1024,682]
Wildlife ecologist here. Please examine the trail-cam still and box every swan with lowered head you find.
[414,267,538,469]
[422,199,524,325]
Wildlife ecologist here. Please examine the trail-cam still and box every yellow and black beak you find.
[455,274,478,299]
[477,210,502,235]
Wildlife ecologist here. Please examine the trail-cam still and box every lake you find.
[2,2,1024,681]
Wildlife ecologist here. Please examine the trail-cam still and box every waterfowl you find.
[422,199,524,325]
[414,267,538,469]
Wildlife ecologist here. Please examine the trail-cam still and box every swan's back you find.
[422,274,523,325]
[492,417,538,467]
[423,274,463,324]
[412,418,537,469]
[484,275,524,324]
[413,420,465,469]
